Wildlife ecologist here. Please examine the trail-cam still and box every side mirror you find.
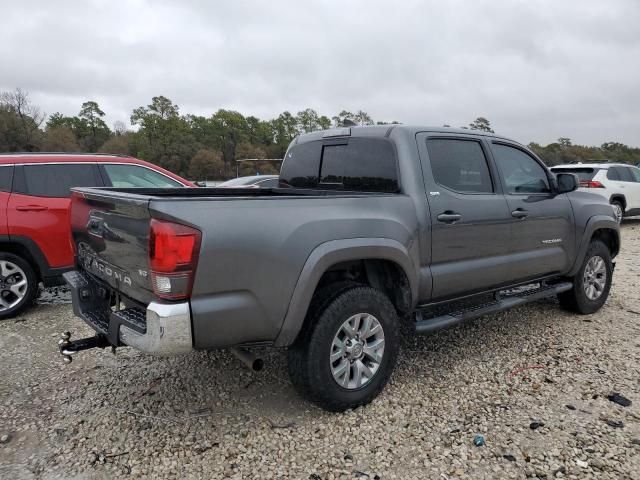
[556,173,579,193]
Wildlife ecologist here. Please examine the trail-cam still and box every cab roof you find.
[294,124,519,146]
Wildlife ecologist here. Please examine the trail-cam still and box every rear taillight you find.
[579,180,605,188]
[149,219,201,300]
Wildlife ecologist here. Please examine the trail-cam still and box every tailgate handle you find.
[16,205,48,211]
[87,218,124,242]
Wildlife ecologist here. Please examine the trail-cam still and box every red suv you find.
[0,153,193,319]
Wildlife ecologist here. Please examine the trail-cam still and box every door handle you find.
[16,205,48,211]
[437,212,462,224]
[511,208,528,219]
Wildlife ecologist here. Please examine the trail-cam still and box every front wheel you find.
[0,253,38,320]
[558,240,612,314]
[287,285,400,412]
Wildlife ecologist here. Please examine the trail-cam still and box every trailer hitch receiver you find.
[58,331,110,364]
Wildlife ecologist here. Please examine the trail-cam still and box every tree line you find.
[1,88,638,180]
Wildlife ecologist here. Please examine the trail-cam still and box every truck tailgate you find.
[70,189,155,304]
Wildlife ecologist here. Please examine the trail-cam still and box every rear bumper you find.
[63,270,193,355]
[120,302,192,355]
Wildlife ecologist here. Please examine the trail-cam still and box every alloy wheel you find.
[583,255,607,301]
[330,313,386,389]
[0,260,29,311]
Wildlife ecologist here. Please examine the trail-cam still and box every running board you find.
[415,281,573,334]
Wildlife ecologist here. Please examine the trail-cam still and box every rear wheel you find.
[287,285,400,412]
[0,253,38,320]
[558,240,612,314]
[611,200,624,224]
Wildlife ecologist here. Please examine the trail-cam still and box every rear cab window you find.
[280,137,399,193]
[14,163,101,197]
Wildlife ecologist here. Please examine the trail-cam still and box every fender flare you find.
[568,215,620,276]
[273,238,418,347]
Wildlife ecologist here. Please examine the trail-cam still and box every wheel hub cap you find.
[330,313,385,390]
[349,342,364,358]
[583,255,606,301]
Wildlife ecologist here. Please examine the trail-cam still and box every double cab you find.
[61,126,619,411]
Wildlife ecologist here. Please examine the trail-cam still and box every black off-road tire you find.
[558,240,612,315]
[0,252,38,320]
[287,285,400,412]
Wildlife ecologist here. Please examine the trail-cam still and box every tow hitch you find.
[58,331,111,364]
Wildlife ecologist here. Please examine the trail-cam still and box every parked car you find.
[60,126,619,411]
[551,163,640,223]
[0,153,193,319]
[218,175,280,188]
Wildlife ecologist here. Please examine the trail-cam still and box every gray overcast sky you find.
[1,0,639,146]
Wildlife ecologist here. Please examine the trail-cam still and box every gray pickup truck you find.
[60,125,619,411]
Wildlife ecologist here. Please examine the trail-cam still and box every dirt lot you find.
[1,223,639,480]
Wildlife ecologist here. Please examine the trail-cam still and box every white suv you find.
[551,163,640,223]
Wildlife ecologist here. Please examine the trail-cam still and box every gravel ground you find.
[1,223,639,479]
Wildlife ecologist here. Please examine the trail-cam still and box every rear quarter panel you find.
[149,194,418,348]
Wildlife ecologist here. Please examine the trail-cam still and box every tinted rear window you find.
[617,167,635,182]
[551,167,597,182]
[18,164,100,197]
[280,137,399,192]
[279,141,322,189]
[426,138,493,193]
[0,165,14,192]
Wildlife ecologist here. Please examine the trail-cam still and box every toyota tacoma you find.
[59,126,620,411]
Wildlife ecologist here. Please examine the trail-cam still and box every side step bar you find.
[415,281,573,334]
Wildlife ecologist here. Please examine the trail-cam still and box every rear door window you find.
[101,164,183,188]
[607,167,635,182]
[619,167,636,182]
[606,168,620,181]
[426,138,493,193]
[629,167,640,182]
[17,164,100,197]
[0,165,14,192]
